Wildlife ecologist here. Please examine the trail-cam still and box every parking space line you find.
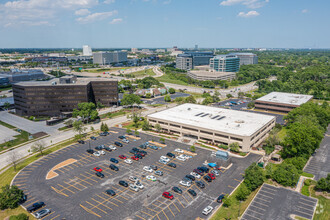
[299,197,315,203]
[297,205,314,213]
[244,212,261,220]
[177,199,185,208]
[180,194,189,203]
[162,210,169,220]
[295,209,313,218]
[234,178,241,182]
[74,176,93,185]
[228,185,235,189]
[91,198,113,210]
[80,204,101,218]
[172,202,180,212]
[141,210,153,217]
[250,204,266,212]
[146,207,158,213]
[248,208,264,216]
[80,173,98,183]
[24,199,39,207]
[298,201,315,208]
[252,200,269,207]
[167,206,175,217]
[40,209,54,220]
[260,190,276,196]
[156,214,161,220]
[85,201,107,214]
[101,193,125,203]
[70,180,88,188]
[151,203,163,210]
[51,186,68,197]
[58,184,75,194]
[49,214,60,220]
[262,185,277,191]
[136,215,146,220]
[255,196,271,203]
[96,195,119,207]
[258,193,273,199]
[63,181,82,191]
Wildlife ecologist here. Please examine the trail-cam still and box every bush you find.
[190,145,196,152]
[283,157,308,171]
[304,179,313,186]
[222,195,232,207]
[315,174,330,192]
[243,163,265,191]
[9,213,28,220]
[273,163,299,187]
[219,144,228,150]
[168,88,175,94]
[229,142,240,153]
[0,185,24,210]
[235,183,251,201]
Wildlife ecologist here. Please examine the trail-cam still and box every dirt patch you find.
[109,130,118,134]
[32,132,48,138]
[149,141,166,147]
[126,135,141,140]
[46,158,77,180]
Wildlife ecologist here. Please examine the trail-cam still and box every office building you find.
[195,45,198,50]
[93,51,128,65]
[156,49,166,53]
[210,54,240,72]
[0,69,46,83]
[176,52,214,70]
[176,56,193,70]
[187,71,236,81]
[228,53,258,65]
[0,77,10,86]
[147,104,275,152]
[131,48,138,53]
[13,76,118,116]
[255,92,313,113]
[82,45,93,56]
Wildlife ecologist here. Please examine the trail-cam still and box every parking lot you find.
[241,184,317,220]
[304,125,330,180]
[13,127,261,220]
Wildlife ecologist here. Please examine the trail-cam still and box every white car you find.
[146,175,156,181]
[129,184,139,192]
[176,155,186,161]
[129,176,139,182]
[182,154,191,159]
[190,172,201,179]
[202,206,213,215]
[124,159,132,164]
[134,181,144,189]
[174,148,184,153]
[160,156,170,162]
[143,166,153,173]
[99,150,105,155]
[93,152,100,157]
[179,180,191,187]
[109,145,117,150]
[159,159,168,165]
[211,170,220,176]
[122,139,129,143]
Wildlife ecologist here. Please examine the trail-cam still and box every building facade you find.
[0,69,46,83]
[228,53,258,65]
[147,104,276,152]
[176,52,214,70]
[93,51,128,65]
[176,56,193,70]
[210,55,240,72]
[82,45,93,56]
[187,71,236,81]
[255,92,313,113]
[13,76,118,116]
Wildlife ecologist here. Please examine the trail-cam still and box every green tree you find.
[64,119,74,128]
[145,93,151,99]
[190,145,196,152]
[73,120,86,137]
[226,94,233,99]
[0,185,24,210]
[160,138,165,144]
[222,195,232,207]
[121,94,142,107]
[72,102,99,123]
[126,128,132,135]
[243,163,265,191]
[202,96,214,105]
[168,88,175,94]
[100,122,109,132]
[229,142,240,153]
[315,174,330,192]
[97,102,105,109]
[202,92,211,98]
[164,95,171,102]
[273,163,299,187]
[31,141,46,156]
[155,123,161,132]
[134,130,139,137]
[238,92,245,98]
[235,183,251,201]
[4,101,10,110]
[133,114,139,128]
[184,95,196,104]
[142,120,150,131]
[247,101,255,109]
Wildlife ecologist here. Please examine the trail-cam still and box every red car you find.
[208,173,216,180]
[93,167,102,172]
[162,192,174,200]
[119,155,127,159]
[131,156,139,161]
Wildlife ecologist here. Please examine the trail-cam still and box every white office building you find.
[83,45,93,56]
[93,51,128,65]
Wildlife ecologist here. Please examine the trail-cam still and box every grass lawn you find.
[301,172,314,178]
[0,86,12,91]
[210,185,261,220]
[157,74,189,86]
[301,185,310,196]
[122,121,143,130]
[128,69,155,78]
[99,109,129,119]
[0,130,30,152]
[0,120,16,129]
[311,189,330,220]
[278,127,287,142]
[86,67,133,73]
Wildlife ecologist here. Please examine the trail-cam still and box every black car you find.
[86,149,94,154]
[198,166,209,173]
[168,163,176,168]
[27,202,45,212]
[166,152,175,158]
[109,164,119,171]
[90,136,97,140]
[119,180,128,187]
[134,154,143,159]
[19,194,27,204]
[193,169,204,175]
[172,186,182,194]
[195,181,205,189]
[132,147,139,152]
[129,150,136,154]
[99,132,107,136]
[139,144,147,149]
[139,150,148,155]
[104,147,112,152]
[110,158,119,163]
[150,165,158,170]
[78,140,85,144]
[204,175,212,182]
[118,135,126,139]
[96,172,105,178]
[185,174,195,181]
[115,142,123,147]
[217,194,225,203]
[105,189,116,196]
[188,189,197,197]
[95,145,103,150]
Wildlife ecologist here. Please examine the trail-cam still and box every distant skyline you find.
[0,0,329,48]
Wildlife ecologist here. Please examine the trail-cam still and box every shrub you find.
[273,163,299,187]
[190,145,196,152]
[0,185,24,210]
[229,142,240,153]
[315,174,330,192]
[222,195,232,207]
[219,144,228,150]
[243,163,265,191]
[9,213,28,220]
[235,183,251,201]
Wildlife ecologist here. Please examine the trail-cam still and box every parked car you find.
[139,144,147,149]
[124,159,133,164]
[195,181,205,189]
[149,145,159,150]
[188,189,197,197]
[119,180,128,187]
[150,165,157,170]
[146,175,156,181]
[204,175,212,182]
[118,135,126,139]
[34,209,51,219]
[109,145,117,150]
[143,166,153,173]
[129,176,139,182]
[99,150,105,155]
[129,184,139,192]
[105,189,116,196]
[168,163,176,168]
[185,174,195,181]
[96,172,104,178]
[109,164,119,171]
[176,155,186,161]
[179,180,191,187]
[93,167,102,172]
[208,173,216,180]
[139,150,148,155]
[110,158,119,164]
[211,170,219,176]
[193,169,203,175]
[86,149,94,154]
[198,166,209,173]
[131,156,139,161]
[119,155,127,159]
[174,148,184,153]
[155,170,163,176]
[202,206,213,215]
[162,192,174,200]
[95,145,103,150]
[90,136,96,140]
[27,202,45,212]
[172,186,182,194]
[217,194,225,203]
[104,147,112,152]
[78,140,85,144]
[134,154,143,159]
[159,159,168,164]
[160,156,170,162]
[114,142,123,147]
[166,152,175,158]
[122,139,129,143]
[93,151,100,157]
[134,181,144,189]
[99,132,107,136]
[190,172,201,179]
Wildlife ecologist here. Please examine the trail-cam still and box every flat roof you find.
[189,70,236,77]
[148,103,275,136]
[13,77,117,86]
[257,92,313,106]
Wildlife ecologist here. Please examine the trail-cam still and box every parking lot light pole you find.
[89,140,91,150]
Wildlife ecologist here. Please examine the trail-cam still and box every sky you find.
[0,0,329,48]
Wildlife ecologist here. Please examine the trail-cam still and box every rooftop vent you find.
[195,112,204,116]
[187,108,191,111]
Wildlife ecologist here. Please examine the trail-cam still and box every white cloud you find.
[110,18,123,24]
[75,9,91,16]
[238,10,260,17]
[220,0,269,9]
[76,10,118,23]
[302,9,308,13]
[104,0,115,4]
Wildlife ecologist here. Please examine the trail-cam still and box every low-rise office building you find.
[187,70,236,81]
[176,52,214,70]
[93,51,128,65]
[255,92,313,113]
[0,69,46,83]
[210,54,240,72]
[13,76,118,116]
[147,104,276,152]
[228,53,258,65]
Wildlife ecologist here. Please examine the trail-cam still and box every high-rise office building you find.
[194,45,198,50]
[82,45,92,56]
[228,53,258,65]
[93,51,128,65]
[175,52,214,70]
[210,55,240,72]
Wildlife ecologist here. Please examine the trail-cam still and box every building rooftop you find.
[189,70,236,77]
[14,77,117,86]
[257,92,313,106]
[148,103,275,136]
[213,54,238,59]
[228,53,257,56]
